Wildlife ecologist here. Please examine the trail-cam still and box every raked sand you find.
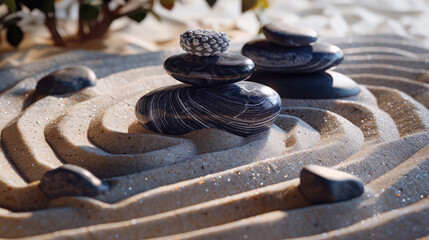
[0,35,428,239]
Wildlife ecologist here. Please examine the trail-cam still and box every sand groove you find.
[0,35,427,239]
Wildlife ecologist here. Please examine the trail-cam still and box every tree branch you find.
[44,13,66,47]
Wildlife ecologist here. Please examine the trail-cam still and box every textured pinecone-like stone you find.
[180,29,230,56]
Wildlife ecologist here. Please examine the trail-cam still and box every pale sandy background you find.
[1,0,429,68]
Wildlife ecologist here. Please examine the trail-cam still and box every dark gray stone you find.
[163,53,255,87]
[135,82,281,137]
[241,40,343,73]
[39,164,108,199]
[248,70,360,99]
[299,165,364,204]
[262,22,318,47]
[36,66,96,95]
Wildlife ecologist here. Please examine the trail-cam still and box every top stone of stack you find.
[180,29,231,56]
[262,22,318,47]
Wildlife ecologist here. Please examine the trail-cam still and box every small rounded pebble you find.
[262,22,318,47]
[39,164,109,199]
[180,29,230,56]
[299,165,364,204]
[36,66,97,95]
[163,53,255,87]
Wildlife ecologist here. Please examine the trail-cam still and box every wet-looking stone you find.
[299,165,364,204]
[36,66,97,95]
[39,164,109,199]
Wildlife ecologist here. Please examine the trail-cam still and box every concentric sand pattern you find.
[0,35,428,239]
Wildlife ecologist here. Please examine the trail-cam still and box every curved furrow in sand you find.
[282,99,399,145]
[89,100,195,154]
[1,95,94,182]
[33,143,426,240]
[333,41,429,54]
[366,86,429,136]
[92,107,361,204]
[45,95,197,178]
[341,47,429,58]
[326,36,420,47]
[0,67,175,210]
[335,64,429,83]
[0,35,427,239]
[133,145,429,240]
[288,199,429,240]
[342,55,429,69]
[0,107,361,238]
[0,76,55,211]
[342,74,429,107]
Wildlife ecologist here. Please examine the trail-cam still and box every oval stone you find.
[248,71,360,99]
[164,53,255,87]
[262,22,318,47]
[39,164,109,199]
[241,40,343,73]
[135,82,281,137]
[36,66,97,95]
[299,165,364,204]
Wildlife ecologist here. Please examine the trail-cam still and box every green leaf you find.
[80,4,100,21]
[6,24,23,47]
[160,0,174,10]
[0,0,17,12]
[241,0,257,12]
[206,0,216,7]
[38,0,55,13]
[127,9,147,23]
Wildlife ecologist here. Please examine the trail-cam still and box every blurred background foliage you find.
[0,0,269,47]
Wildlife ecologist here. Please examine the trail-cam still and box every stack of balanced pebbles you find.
[135,29,281,137]
[242,22,361,99]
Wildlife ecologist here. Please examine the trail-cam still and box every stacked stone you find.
[242,22,361,99]
[135,29,282,137]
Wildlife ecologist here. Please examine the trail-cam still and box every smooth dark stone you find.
[299,165,364,204]
[241,40,343,73]
[39,164,108,199]
[248,70,360,99]
[135,82,281,137]
[36,66,97,95]
[262,22,318,47]
[163,53,255,87]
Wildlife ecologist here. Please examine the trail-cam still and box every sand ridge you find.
[0,35,427,239]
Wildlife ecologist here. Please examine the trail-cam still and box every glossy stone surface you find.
[299,165,364,204]
[164,53,255,87]
[135,82,281,136]
[262,22,318,47]
[241,40,343,73]
[39,164,109,199]
[248,70,360,99]
[36,66,97,95]
[180,29,230,56]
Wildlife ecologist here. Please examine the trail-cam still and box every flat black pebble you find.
[135,82,281,137]
[39,164,108,199]
[262,22,318,47]
[241,40,343,73]
[248,70,360,99]
[299,165,364,204]
[164,53,255,87]
[36,66,97,95]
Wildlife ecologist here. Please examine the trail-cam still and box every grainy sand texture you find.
[0,35,427,239]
